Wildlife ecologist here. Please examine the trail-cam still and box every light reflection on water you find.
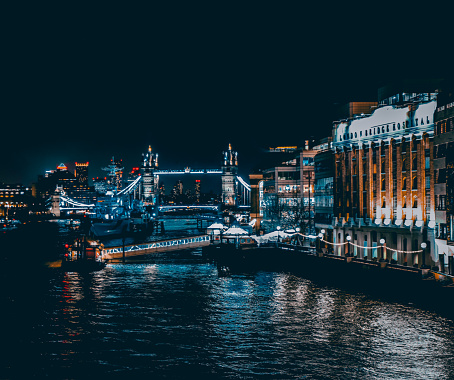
[2,263,454,379]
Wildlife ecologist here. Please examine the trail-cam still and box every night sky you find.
[2,5,440,186]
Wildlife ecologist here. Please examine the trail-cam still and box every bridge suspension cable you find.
[236,176,251,192]
[117,175,142,196]
[60,196,95,208]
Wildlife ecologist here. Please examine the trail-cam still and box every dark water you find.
[2,262,454,379]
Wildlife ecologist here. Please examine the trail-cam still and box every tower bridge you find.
[52,144,250,216]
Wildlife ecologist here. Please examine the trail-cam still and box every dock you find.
[102,234,211,261]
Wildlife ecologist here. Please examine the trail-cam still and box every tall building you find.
[194,179,201,203]
[140,146,159,205]
[75,162,89,185]
[314,137,334,244]
[331,83,438,267]
[102,157,123,192]
[433,78,454,274]
[221,144,238,207]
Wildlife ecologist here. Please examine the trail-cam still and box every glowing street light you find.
[421,242,428,268]
[380,238,386,261]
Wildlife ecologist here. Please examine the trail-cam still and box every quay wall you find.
[205,244,453,316]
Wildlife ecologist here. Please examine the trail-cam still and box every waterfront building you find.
[313,137,334,245]
[250,143,316,233]
[221,144,238,207]
[331,80,439,267]
[0,183,32,218]
[433,78,454,274]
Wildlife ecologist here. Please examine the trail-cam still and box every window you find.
[425,157,430,169]
[381,178,386,191]
[413,196,418,208]
[403,195,407,208]
[412,156,417,171]
[402,158,407,171]
[402,177,407,190]
[425,176,430,189]
[412,176,418,190]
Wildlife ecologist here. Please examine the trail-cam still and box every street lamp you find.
[421,242,427,268]
[346,235,351,256]
[380,238,386,261]
[277,225,281,244]
[317,229,324,255]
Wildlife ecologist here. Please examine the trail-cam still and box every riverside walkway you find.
[102,234,211,261]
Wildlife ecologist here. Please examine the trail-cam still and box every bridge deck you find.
[102,234,211,261]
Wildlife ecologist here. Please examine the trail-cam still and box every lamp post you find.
[379,238,386,262]
[277,225,281,244]
[421,242,427,269]
[317,229,324,256]
[346,235,351,257]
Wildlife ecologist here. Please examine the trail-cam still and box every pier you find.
[102,234,211,261]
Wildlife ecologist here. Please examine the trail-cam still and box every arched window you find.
[382,197,386,208]
[413,196,418,208]
[402,158,407,171]
[403,195,407,208]
[413,176,418,190]
[381,178,386,191]
[412,156,417,171]
[402,177,407,190]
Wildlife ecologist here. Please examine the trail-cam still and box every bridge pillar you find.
[51,194,61,217]
[222,144,238,207]
[140,145,159,205]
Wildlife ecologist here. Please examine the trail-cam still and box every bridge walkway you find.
[102,234,211,261]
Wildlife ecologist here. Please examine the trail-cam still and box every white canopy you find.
[207,223,227,230]
[223,227,249,235]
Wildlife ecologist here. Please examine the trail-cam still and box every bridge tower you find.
[221,143,238,207]
[140,145,159,205]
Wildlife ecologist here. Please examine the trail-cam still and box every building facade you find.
[313,138,334,245]
[433,78,454,273]
[332,92,437,267]
[253,143,316,233]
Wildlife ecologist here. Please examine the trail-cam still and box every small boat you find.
[62,237,106,272]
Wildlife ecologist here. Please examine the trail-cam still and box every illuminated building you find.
[221,144,238,207]
[0,183,32,218]
[75,162,89,185]
[250,143,316,232]
[102,157,124,192]
[314,137,334,244]
[140,146,159,205]
[332,81,439,267]
[35,163,77,199]
[433,78,454,273]
[195,179,201,203]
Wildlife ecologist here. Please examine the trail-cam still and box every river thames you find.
[2,258,454,379]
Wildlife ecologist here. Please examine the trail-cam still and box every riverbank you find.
[205,243,454,318]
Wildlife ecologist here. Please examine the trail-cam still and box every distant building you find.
[195,179,201,203]
[0,183,32,218]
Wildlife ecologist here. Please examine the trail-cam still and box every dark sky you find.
[1,4,439,186]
